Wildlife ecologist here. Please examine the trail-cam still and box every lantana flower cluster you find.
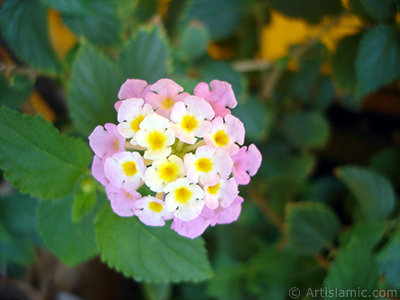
[89,78,262,238]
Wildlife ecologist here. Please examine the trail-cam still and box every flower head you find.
[89,78,262,239]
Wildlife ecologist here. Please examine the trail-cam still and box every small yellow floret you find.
[207,183,220,195]
[181,115,198,132]
[159,163,179,182]
[148,131,166,150]
[175,187,192,204]
[196,158,213,173]
[148,201,163,213]
[162,98,174,108]
[213,130,229,147]
[122,161,137,176]
[130,115,145,133]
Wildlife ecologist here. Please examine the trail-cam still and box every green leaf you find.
[286,202,340,254]
[355,25,400,99]
[268,0,342,24]
[178,22,209,62]
[62,1,122,46]
[134,0,158,22]
[360,0,394,22]
[324,238,379,300]
[118,26,171,83]
[37,193,105,266]
[339,221,386,250]
[281,111,329,149]
[182,0,244,40]
[348,0,375,22]
[290,58,321,100]
[232,96,271,141]
[0,194,40,264]
[142,283,172,300]
[68,42,124,136]
[313,77,335,111]
[95,205,213,282]
[369,147,400,186]
[0,75,34,110]
[39,0,122,45]
[0,107,92,200]
[0,0,62,73]
[38,0,85,14]
[335,166,395,221]
[331,34,362,93]
[376,231,400,287]
[72,175,97,222]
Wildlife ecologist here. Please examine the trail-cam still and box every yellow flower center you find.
[162,97,174,109]
[148,131,166,150]
[207,183,220,195]
[195,158,213,173]
[130,115,145,132]
[181,115,198,132]
[175,187,192,204]
[148,201,163,213]
[122,161,137,176]
[159,163,179,182]
[213,130,229,147]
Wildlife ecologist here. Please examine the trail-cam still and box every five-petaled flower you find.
[89,78,262,239]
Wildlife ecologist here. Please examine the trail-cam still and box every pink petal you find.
[211,196,244,226]
[89,123,125,158]
[172,217,210,239]
[193,80,237,117]
[91,155,108,186]
[118,79,149,100]
[225,114,245,145]
[106,183,141,217]
[247,144,262,176]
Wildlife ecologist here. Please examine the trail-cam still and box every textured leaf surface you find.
[360,0,394,21]
[332,34,362,93]
[281,111,329,149]
[0,194,39,264]
[376,231,400,287]
[232,97,271,141]
[336,166,395,221]
[37,194,104,266]
[339,221,386,250]
[183,0,244,40]
[0,107,92,200]
[68,42,124,136]
[118,26,171,83]
[96,206,213,282]
[324,238,379,299]
[62,1,122,46]
[286,202,340,254]
[179,23,209,62]
[355,25,400,99]
[0,0,62,73]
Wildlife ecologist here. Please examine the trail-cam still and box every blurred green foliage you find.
[0,0,400,299]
